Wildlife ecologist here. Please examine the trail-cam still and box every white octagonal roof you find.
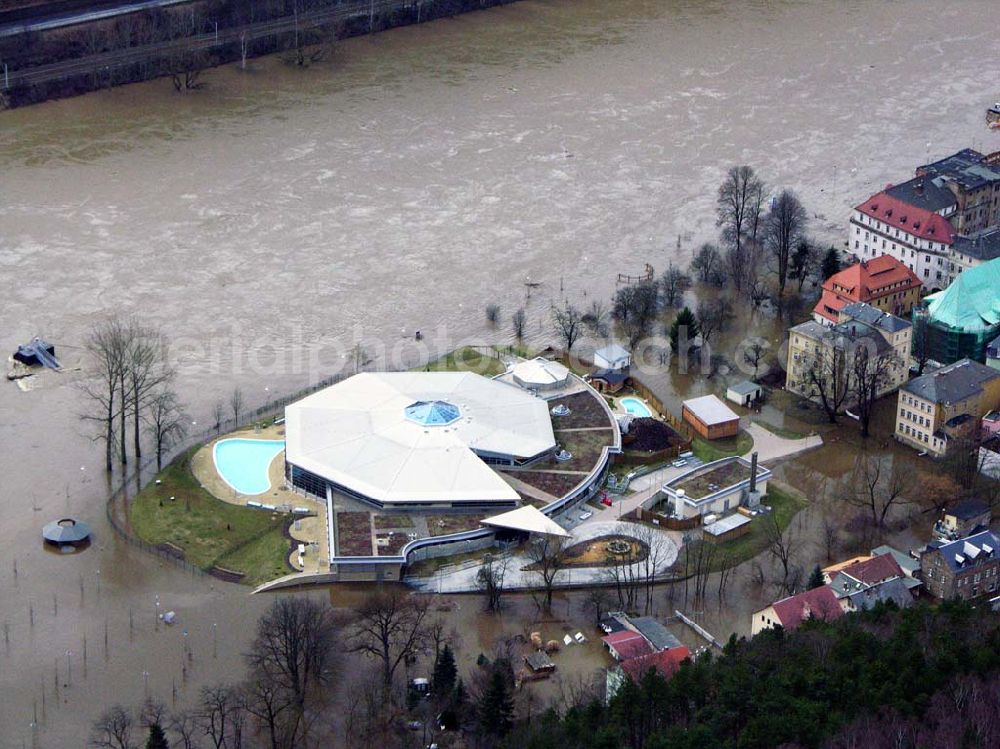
[284,372,556,504]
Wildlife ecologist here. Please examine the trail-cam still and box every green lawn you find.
[420,346,506,377]
[754,420,807,440]
[130,449,291,584]
[217,529,294,587]
[690,430,754,462]
[677,481,807,574]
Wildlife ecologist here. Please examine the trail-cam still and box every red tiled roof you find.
[855,192,955,244]
[839,552,904,585]
[602,631,653,660]
[771,586,843,630]
[620,645,691,682]
[813,256,921,323]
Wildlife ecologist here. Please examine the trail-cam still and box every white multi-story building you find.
[849,189,956,290]
[848,149,1000,291]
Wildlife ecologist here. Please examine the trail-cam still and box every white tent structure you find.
[482,505,571,537]
[285,372,556,509]
[512,357,571,391]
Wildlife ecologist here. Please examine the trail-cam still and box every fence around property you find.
[103,372,345,581]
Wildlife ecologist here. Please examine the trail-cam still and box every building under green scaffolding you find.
[912,257,1000,365]
[913,258,1000,364]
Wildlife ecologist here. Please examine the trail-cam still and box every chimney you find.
[749,451,759,493]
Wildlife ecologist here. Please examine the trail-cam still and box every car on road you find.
[671,458,688,468]
[579,510,593,521]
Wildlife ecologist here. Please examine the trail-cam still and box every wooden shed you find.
[682,395,739,440]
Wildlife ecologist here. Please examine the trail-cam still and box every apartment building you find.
[848,149,1000,289]
[895,358,1000,456]
[920,530,1000,601]
[812,255,922,326]
[787,302,912,404]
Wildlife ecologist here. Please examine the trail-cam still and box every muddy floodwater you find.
[2,0,1000,743]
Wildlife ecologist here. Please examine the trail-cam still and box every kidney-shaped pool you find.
[212,438,285,495]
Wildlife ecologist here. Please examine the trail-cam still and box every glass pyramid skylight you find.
[404,400,461,426]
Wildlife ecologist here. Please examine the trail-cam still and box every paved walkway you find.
[405,520,681,593]
[741,422,824,463]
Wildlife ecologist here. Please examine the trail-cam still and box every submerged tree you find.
[551,302,584,352]
[766,189,808,295]
[659,264,692,308]
[512,308,527,341]
[526,535,568,610]
[717,165,766,293]
[689,242,726,287]
[351,589,431,690]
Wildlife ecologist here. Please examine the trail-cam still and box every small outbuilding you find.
[726,380,762,407]
[524,651,556,673]
[703,513,752,543]
[593,343,631,372]
[512,357,571,391]
[682,395,739,440]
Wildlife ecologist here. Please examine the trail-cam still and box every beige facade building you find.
[786,303,912,406]
[895,358,1000,456]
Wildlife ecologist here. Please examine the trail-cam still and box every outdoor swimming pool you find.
[620,397,653,418]
[213,438,285,495]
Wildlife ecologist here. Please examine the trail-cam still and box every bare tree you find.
[477,550,511,614]
[766,189,808,295]
[850,341,898,438]
[168,710,200,749]
[846,453,914,530]
[485,303,501,325]
[80,317,127,472]
[195,683,245,749]
[801,343,851,424]
[613,280,659,348]
[243,673,300,749]
[351,589,431,691]
[741,338,770,379]
[912,312,932,376]
[551,302,584,352]
[246,597,340,740]
[695,296,735,345]
[526,535,568,610]
[689,243,726,287]
[581,300,609,336]
[763,512,803,596]
[125,322,171,461]
[90,705,136,749]
[511,308,527,341]
[229,387,245,426]
[350,342,369,374]
[144,388,186,471]
[138,697,168,730]
[633,524,672,614]
[790,238,817,293]
[659,264,692,308]
[582,587,612,625]
[213,400,226,433]
[717,165,766,293]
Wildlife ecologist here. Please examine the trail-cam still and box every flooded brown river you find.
[2,0,999,743]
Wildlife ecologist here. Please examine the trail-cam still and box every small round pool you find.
[213,438,285,496]
[620,397,652,418]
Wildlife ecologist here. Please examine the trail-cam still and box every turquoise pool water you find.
[212,438,285,495]
[620,397,652,418]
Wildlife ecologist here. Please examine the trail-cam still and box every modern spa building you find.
[284,371,557,510]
